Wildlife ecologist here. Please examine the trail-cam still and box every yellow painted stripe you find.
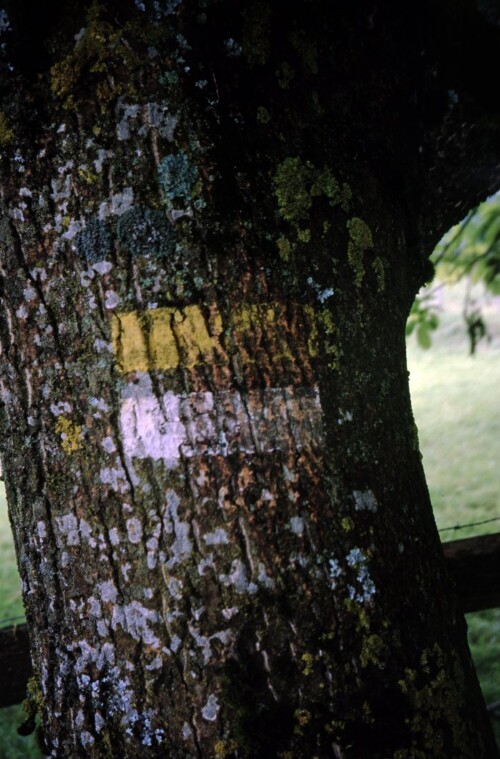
[111,303,318,373]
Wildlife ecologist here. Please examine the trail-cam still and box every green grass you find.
[408,346,500,540]
[0,279,498,752]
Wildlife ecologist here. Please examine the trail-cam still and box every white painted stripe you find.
[120,374,323,463]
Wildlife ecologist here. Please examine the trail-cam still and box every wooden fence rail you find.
[0,533,498,709]
[443,532,500,613]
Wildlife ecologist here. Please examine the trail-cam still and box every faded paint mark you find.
[111,302,318,373]
[119,373,323,463]
[112,303,223,372]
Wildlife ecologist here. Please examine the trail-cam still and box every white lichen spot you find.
[289,516,304,536]
[257,563,275,589]
[147,550,157,570]
[10,207,25,222]
[37,521,47,540]
[219,560,257,594]
[95,713,105,733]
[88,596,102,618]
[99,466,130,493]
[346,548,376,603]
[98,580,118,604]
[101,436,117,454]
[75,710,85,727]
[93,260,113,275]
[182,722,193,740]
[126,517,143,544]
[117,104,140,140]
[145,655,163,671]
[203,528,229,545]
[104,290,121,310]
[80,731,95,747]
[167,576,183,600]
[170,635,182,653]
[111,187,134,215]
[50,401,71,416]
[109,528,120,546]
[164,489,192,565]
[222,607,239,620]
[97,620,108,637]
[94,339,113,353]
[318,287,334,303]
[197,554,214,576]
[79,519,97,548]
[337,409,353,425]
[111,602,160,647]
[90,397,110,413]
[62,219,81,240]
[16,305,28,319]
[201,694,219,722]
[328,558,342,588]
[56,514,80,546]
[23,285,36,303]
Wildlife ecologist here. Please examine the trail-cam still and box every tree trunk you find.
[0,2,498,757]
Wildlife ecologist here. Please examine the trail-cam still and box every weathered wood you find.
[443,533,500,613]
[1,533,498,711]
[0,623,32,708]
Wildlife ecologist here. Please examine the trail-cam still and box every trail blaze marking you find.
[110,303,323,462]
[120,376,323,463]
[111,303,318,373]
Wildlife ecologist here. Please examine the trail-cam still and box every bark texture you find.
[0,2,498,757]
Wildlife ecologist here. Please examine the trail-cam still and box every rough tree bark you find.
[0,1,499,757]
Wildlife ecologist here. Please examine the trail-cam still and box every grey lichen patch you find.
[158,152,198,211]
[352,490,377,513]
[346,217,373,287]
[117,206,176,259]
[76,218,113,265]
